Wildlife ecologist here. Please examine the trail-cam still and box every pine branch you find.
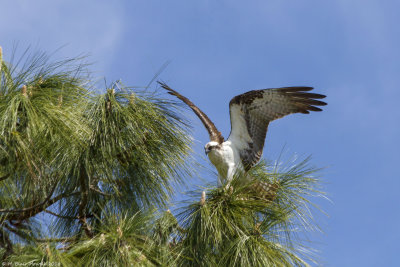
[4,223,74,244]
[44,209,94,220]
[3,191,81,221]
[89,185,112,197]
[78,164,93,238]
[0,180,60,214]
[0,173,10,182]
[3,223,33,241]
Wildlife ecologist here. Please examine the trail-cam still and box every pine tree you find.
[0,47,325,266]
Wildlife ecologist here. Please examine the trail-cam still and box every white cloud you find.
[0,0,124,74]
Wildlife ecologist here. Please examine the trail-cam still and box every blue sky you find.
[1,1,399,265]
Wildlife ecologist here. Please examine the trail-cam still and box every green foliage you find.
[6,243,75,266]
[0,47,325,266]
[66,210,158,266]
[176,158,322,267]
[0,47,192,259]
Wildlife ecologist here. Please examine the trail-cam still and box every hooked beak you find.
[205,147,210,155]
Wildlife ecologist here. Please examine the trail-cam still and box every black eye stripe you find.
[206,144,219,150]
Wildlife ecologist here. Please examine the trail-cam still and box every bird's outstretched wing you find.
[158,82,224,144]
[228,87,327,170]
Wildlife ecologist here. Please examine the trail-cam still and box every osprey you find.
[159,82,326,186]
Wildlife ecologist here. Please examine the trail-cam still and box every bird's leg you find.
[223,164,236,191]
[226,164,236,183]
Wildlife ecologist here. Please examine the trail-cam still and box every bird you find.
[159,82,327,186]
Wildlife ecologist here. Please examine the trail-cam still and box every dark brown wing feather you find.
[158,82,224,143]
[228,87,326,170]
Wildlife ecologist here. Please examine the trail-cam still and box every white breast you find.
[207,141,243,184]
